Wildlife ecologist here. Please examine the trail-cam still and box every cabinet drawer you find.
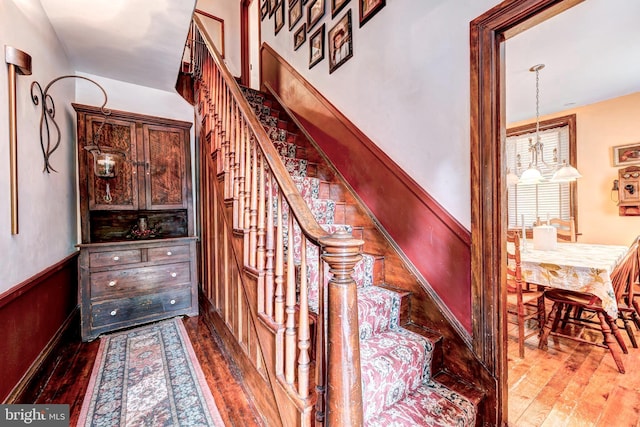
[90,249,142,268]
[91,287,192,327]
[148,244,191,262]
[90,262,191,298]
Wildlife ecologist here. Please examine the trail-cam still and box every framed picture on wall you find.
[269,0,278,16]
[613,142,640,166]
[328,10,353,73]
[359,0,385,27]
[294,24,307,50]
[331,0,350,18]
[261,0,270,20]
[309,24,325,69]
[307,0,325,32]
[289,0,303,30]
[274,2,285,35]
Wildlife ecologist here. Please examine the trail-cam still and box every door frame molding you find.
[469,0,584,424]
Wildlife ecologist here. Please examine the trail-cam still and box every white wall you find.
[196,0,242,78]
[0,0,76,292]
[260,0,502,227]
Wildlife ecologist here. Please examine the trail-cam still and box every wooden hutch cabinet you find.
[74,104,197,341]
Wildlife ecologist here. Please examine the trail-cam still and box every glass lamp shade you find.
[519,166,544,185]
[551,160,582,182]
[506,169,520,186]
[93,152,117,178]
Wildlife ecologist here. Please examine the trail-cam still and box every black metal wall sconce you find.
[31,74,112,173]
[5,44,121,234]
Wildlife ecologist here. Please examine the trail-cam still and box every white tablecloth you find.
[520,242,629,318]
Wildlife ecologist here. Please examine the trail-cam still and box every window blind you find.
[506,126,571,228]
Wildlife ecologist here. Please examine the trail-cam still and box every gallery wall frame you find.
[359,0,385,27]
[294,24,307,50]
[328,10,353,73]
[289,0,303,30]
[307,0,325,32]
[309,24,325,68]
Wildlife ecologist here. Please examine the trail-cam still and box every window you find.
[506,114,577,230]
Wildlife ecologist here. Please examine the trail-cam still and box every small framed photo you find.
[331,0,350,18]
[307,0,325,32]
[274,2,285,35]
[309,24,325,69]
[269,0,278,16]
[289,0,303,30]
[261,0,270,20]
[328,10,352,73]
[294,24,307,50]
[613,143,640,166]
[359,0,385,27]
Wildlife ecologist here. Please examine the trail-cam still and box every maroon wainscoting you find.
[0,252,79,402]
[260,44,472,331]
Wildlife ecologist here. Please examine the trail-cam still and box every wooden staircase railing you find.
[189,15,365,426]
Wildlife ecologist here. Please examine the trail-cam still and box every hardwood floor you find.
[29,315,264,427]
[508,316,640,426]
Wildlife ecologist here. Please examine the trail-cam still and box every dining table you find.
[520,241,630,318]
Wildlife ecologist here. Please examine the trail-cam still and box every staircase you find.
[240,86,482,426]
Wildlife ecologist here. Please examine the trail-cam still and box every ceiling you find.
[38,0,640,116]
[506,0,640,123]
[39,0,196,92]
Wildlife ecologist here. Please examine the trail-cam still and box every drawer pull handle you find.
[167,251,172,256]
[171,272,177,278]
[113,256,120,261]
[108,280,117,287]
[170,299,176,305]
[110,310,117,316]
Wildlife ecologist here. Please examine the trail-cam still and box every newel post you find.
[319,231,364,426]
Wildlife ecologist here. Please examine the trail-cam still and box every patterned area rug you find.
[78,318,224,426]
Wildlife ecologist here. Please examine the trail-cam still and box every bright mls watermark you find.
[0,405,69,426]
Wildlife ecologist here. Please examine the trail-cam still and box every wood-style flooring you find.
[29,315,264,427]
[508,316,640,426]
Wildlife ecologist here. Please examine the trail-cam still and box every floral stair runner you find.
[241,86,476,426]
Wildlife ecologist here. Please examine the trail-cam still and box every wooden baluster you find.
[230,102,239,209]
[224,87,233,200]
[213,170,220,309]
[237,114,246,231]
[298,236,310,398]
[285,212,297,385]
[249,136,259,269]
[274,189,285,377]
[315,244,327,427]
[274,190,285,326]
[244,123,252,233]
[234,104,243,229]
[265,173,275,319]
[223,87,231,199]
[320,232,365,427]
[256,152,266,313]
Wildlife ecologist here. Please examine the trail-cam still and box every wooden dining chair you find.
[506,230,546,358]
[534,217,576,242]
[538,240,639,373]
[619,235,640,343]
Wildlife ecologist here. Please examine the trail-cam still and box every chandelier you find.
[516,64,581,185]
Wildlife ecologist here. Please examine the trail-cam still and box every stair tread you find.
[432,371,485,407]
[360,328,435,422]
[365,380,477,427]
